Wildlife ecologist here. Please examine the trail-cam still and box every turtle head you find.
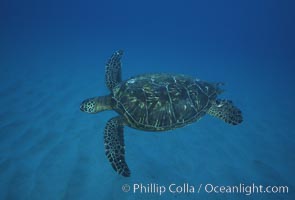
[80,96,112,114]
[80,98,98,113]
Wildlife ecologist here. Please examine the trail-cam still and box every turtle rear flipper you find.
[105,50,123,90]
[104,116,131,177]
[208,99,243,125]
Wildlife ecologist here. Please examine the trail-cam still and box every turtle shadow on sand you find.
[80,50,243,177]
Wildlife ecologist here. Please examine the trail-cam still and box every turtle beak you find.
[80,100,86,112]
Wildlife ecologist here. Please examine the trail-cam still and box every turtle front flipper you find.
[104,116,131,177]
[105,50,123,91]
[208,99,243,125]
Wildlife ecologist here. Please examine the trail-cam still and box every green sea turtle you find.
[80,50,243,177]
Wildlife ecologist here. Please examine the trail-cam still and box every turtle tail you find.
[213,82,225,94]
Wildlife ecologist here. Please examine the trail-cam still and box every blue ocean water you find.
[0,0,294,199]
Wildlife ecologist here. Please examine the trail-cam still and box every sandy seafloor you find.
[0,49,294,200]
